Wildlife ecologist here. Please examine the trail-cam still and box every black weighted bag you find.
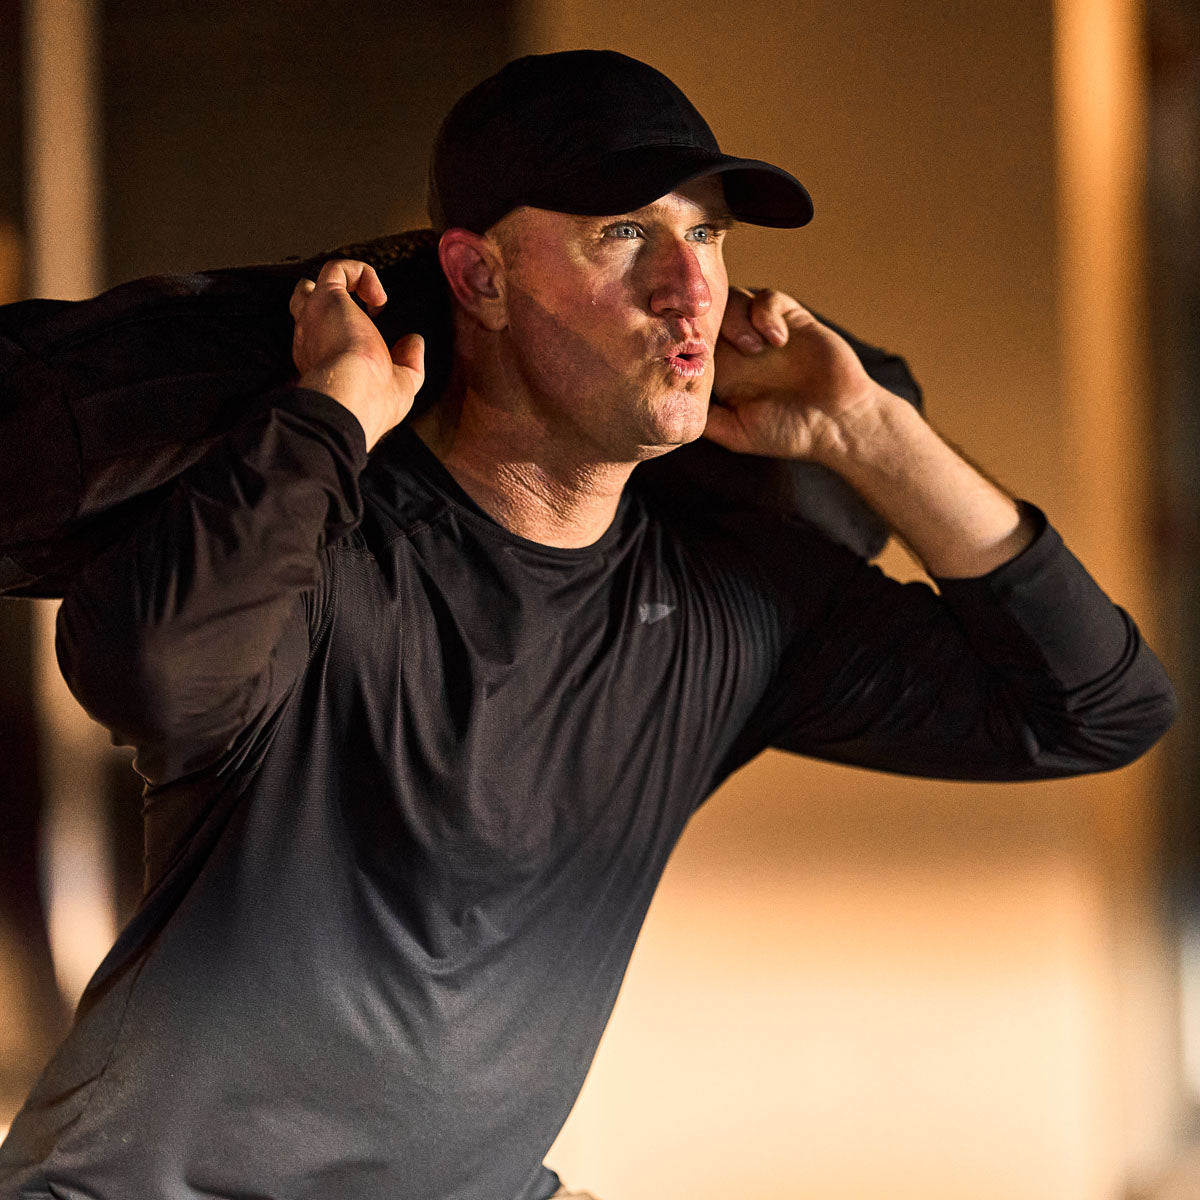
[0,229,921,598]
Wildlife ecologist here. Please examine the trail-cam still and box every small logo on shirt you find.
[638,602,675,625]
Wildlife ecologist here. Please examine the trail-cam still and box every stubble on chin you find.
[633,375,713,454]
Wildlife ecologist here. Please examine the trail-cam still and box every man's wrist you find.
[805,382,908,475]
[298,357,398,452]
[799,384,1035,576]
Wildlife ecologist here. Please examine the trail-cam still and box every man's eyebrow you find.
[571,203,737,229]
[704,209,737,230]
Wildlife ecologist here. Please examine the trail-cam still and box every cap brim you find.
[521,143,813,229]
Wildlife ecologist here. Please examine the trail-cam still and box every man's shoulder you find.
[344,426,456,546]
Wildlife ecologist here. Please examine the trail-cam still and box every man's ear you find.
[438,229,508,331]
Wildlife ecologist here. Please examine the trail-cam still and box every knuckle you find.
[319,257,359,284]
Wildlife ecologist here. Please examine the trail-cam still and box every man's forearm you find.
[814,385,1035,578]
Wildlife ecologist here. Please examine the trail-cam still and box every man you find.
[0,49,1176,1200]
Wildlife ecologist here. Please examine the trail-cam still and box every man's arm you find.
[711,509,1177,783]
[709,288,1033,577]
[708,289,1176,782]
[56,261,422,785]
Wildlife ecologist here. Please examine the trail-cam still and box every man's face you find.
[492,175,732,462]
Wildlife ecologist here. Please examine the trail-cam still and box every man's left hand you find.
[707,287,882,464]
[712,287,1036,577]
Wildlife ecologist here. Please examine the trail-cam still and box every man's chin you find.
[630,416,709,462]
[651,388,712,444]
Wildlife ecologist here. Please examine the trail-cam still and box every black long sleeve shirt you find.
[0,387,1176,1200]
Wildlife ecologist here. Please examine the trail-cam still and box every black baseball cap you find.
[427,50,814,234]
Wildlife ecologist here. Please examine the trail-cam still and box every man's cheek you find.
[707,283,729,334]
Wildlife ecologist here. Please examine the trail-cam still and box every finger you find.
[718,286,766,355]
[390,332,426,393]
[701,399,751,453]
[749,288,804,347]
[315,259,389,312]
[350,262,388,313]
[288,278,316,321]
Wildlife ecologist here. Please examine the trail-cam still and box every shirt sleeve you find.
[55,385,368,787]
[718,505,1177,783]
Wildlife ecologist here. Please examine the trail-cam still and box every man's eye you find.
[605,223,642,240]
[688,225,718,243]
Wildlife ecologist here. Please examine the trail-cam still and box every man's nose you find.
[648,239,712,319]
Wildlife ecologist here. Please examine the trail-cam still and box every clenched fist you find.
[290,258,425,451]
[708,286,882,464]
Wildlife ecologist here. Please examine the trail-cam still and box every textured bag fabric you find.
[0,229,921,597]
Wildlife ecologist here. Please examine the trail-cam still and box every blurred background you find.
[0,1,1198,1197]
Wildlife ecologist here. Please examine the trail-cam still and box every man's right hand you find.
[289,258,425,451]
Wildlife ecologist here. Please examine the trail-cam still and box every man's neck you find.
[409,389,637,549]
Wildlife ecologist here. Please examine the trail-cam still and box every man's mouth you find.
[664,340,709,379]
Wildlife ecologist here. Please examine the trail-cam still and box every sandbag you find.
[0,228,920,598]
